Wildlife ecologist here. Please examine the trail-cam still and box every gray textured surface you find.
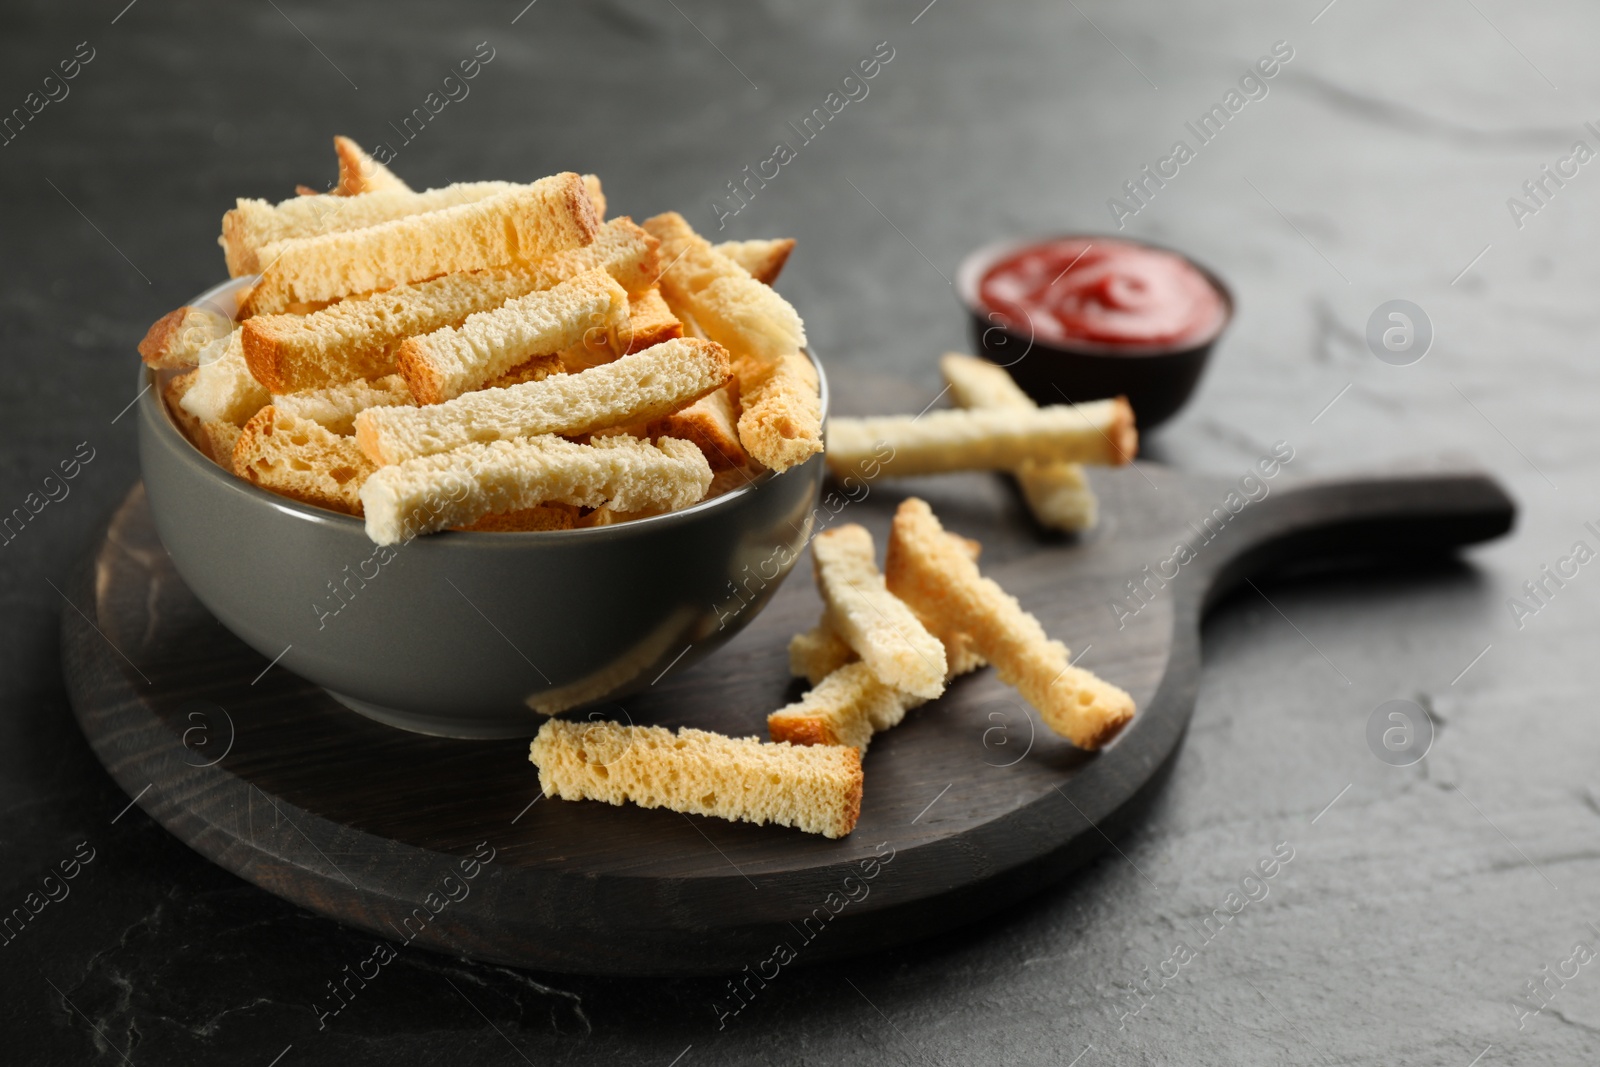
[2,0,1597,1063]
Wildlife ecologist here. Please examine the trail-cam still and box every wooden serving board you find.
[62,458,1512,976]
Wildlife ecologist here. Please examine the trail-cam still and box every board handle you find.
[1200,462,1516,610]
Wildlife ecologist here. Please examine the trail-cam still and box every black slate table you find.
[4,1,1598,1063]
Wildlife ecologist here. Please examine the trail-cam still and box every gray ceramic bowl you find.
[139,278,828,738]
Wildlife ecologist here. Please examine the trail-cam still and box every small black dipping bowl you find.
[955,235,1233,431]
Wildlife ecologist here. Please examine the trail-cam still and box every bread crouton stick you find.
[242,173,599,315]
[826,399,1137,481]
[774,529,987,752]
[769,662,920,751]
[648,383,749,471]
[645,212,821,472]
[529,719,863,838]
[355,337,731,466]
[240,218,659,392]
[223,180,525,276]
[232,407,375,515]
[735,351,823,474]
[395,269,629,404]
[940,353,1098,532]
[644,211,807,362]
[359,434,712,545]
[612,288,683,355]
[813,524,946,699]
[884,497,1135,749]
[790,530,984,687]
[164,371,242,467]
[271,374,413,435]
[179,332,268,426]
[714,237,795,286]
[788,618,858,686]
[138,306,233,369]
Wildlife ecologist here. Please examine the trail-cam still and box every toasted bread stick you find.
[395,269,629,404]
[827,400,1137,481]
[644,212,807,363]
[646,214,819,472]
[884,497,1134,749]
[138,306,233,369]
[940,353,1097,532]
[813,524,946,699]
[485,353,564,390]
[272,374,413,435]
[179,332,269,426]
[356,337,731,466]
[242,173,599,315]
[788,618,858,686]
[222,180,527,276]
[240,218,658,392]
[768,662,917,751]
[530,719,863,838]
[359,434,712,544]
[232,406,375,515]
[648,382,748,471]
[736,352,823,474]
[165,371,243,466]
[714,237,795,286]
[612,288,682,355]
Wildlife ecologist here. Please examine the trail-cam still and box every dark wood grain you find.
[62,459,1513,975]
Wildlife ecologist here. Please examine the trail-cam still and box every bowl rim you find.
[953,232,1235,359]
[141,276,831,544]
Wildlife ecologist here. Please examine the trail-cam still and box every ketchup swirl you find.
[978,237,1225,350]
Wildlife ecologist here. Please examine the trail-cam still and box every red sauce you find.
[978,237,1225,350]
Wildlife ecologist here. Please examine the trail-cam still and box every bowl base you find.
[325,691,539,740]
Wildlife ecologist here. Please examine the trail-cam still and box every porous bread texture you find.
[884,497,1135,750]
[240,218,659,393]
[788,591,986,691]
[520,216,658,295]
[138,306,233,369]
[812,524,946,699]
[222,180,525,276]
[485,353,564,389]
[649,382,748,471]
[940,353,1097,532]
[529,719,863,838]
[454,503,578,532]
[581,174,605,220]
[242,173,599,315]
[332,136,410,195]
[272,374,413,435]
[164,371,242,466]
[179,332,269,426]
[713,237,795,286]
[788,619,857,686]
[735,351,822,473]
[826,399,1137,481]
[889,530,989,680]
[232,406,374,515]
[359,434,712,544]
[774,554,987,754]
[768,662,919,752]
[355,337,732,466]
[644,212,807,361]
[395,269,629,404]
